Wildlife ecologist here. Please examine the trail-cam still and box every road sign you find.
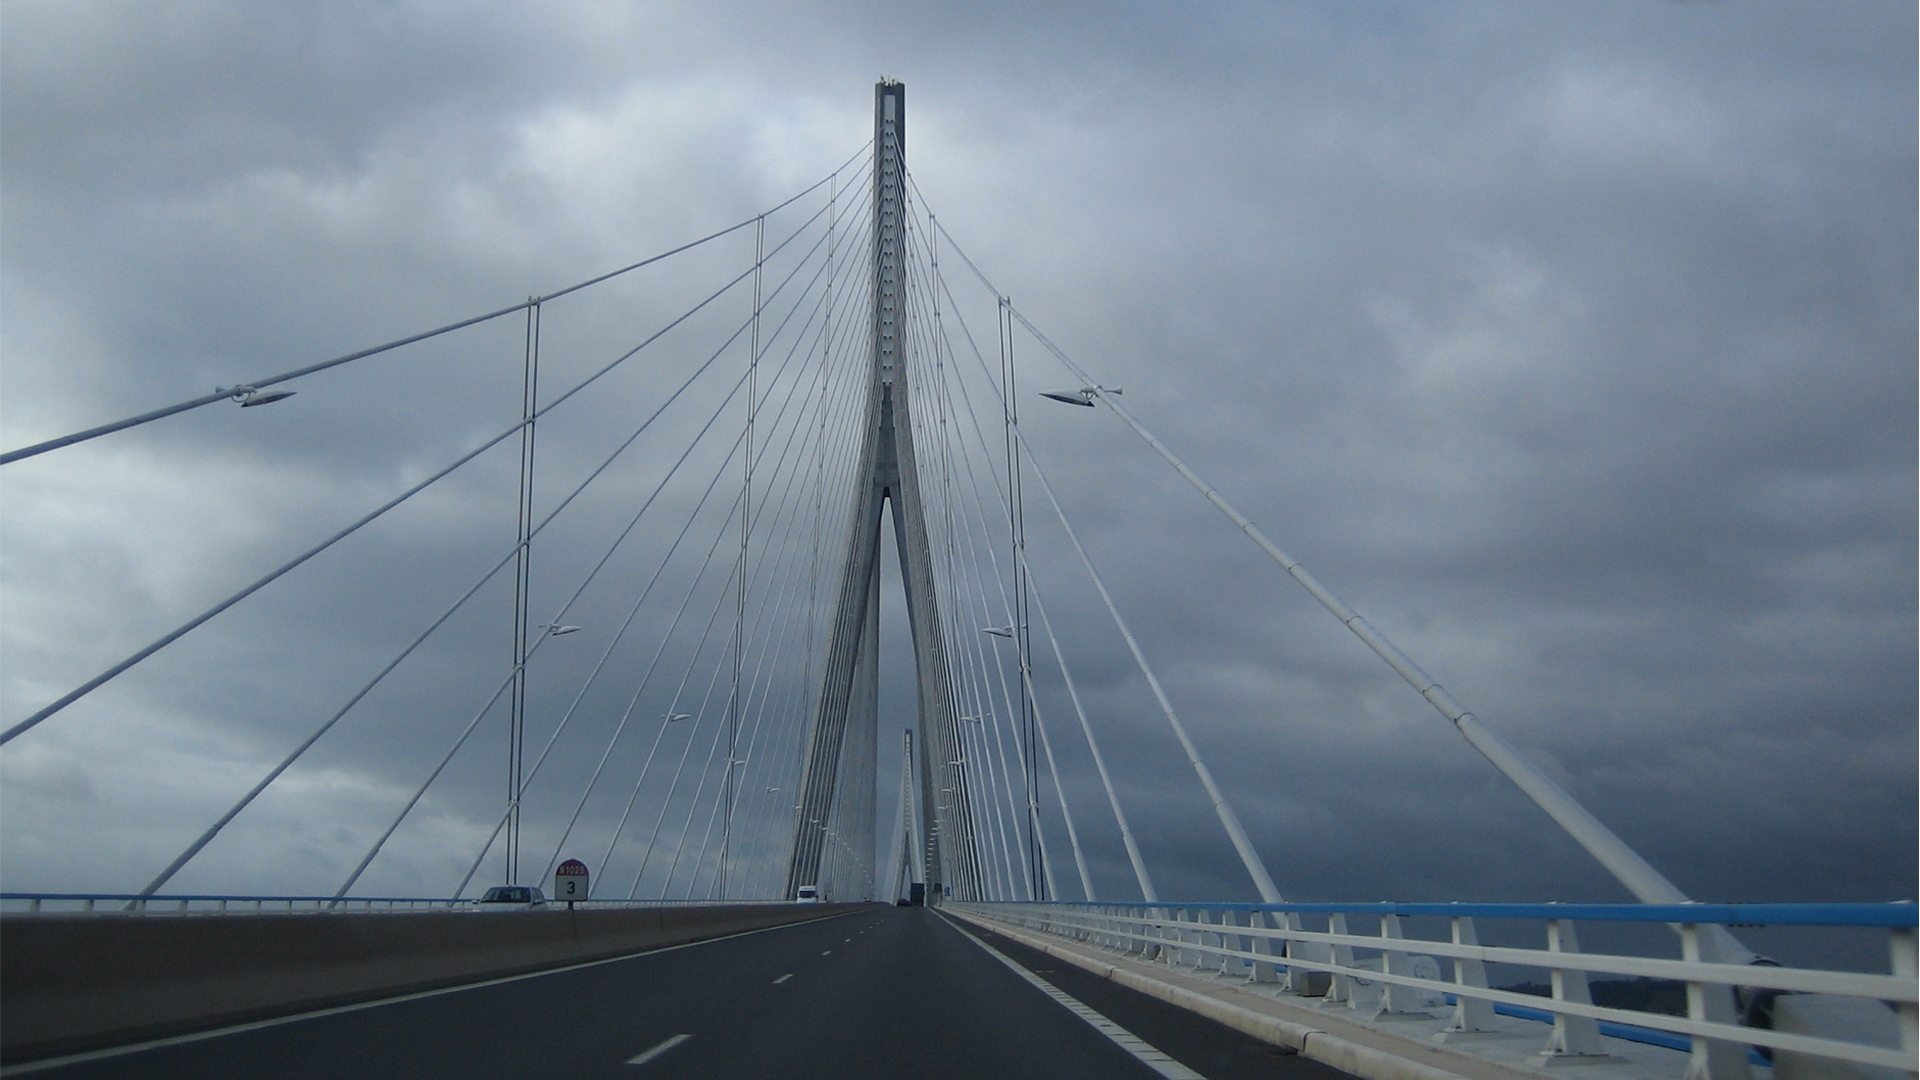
[553,859,589,902]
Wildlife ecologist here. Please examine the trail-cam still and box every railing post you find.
[1327,912,1355,1003]
[1192,909,1210,970]
[1445,916,1497,1032]
[1195,909,1222,972]
[1378,913,1420,1013]
[1185,909,1203,969]
[1247,909,1281,983]
[1680,923,1753,1080]
[1213,909,1236,974]
[1894,928,1918,1067]
[1542,919,1607,1059]
[1170,907,1189,968]
[1220,909,1245,975]
[1281,910,1330,996]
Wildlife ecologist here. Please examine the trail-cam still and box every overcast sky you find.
[2,1,1913,919]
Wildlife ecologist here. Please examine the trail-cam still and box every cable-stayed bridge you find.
[0,82,1911,1080]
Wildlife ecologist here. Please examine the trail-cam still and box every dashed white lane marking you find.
[821,949,832,955]
[940,916,1204,1080]
[625,1033,692,1066]
[773,973,793,984]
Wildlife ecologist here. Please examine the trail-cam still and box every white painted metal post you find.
[1220,909,1244,976]
[1167,907,1186,967]
[1680,923,1755,1080]
[1197,909,1222,972]
[1328,912,1355,1003]
[1285,910,1333,996]
[1379,914,1419,1014]
[1228,909,1256,977]
[1543,919,1607,1059]
[1249,910,1282,984]
[1446,916,1498,1033]
[1894,928,1918,1067]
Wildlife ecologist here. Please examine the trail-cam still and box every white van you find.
[795,885,820,904]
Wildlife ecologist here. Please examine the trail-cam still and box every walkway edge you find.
[945,909,1489,1080]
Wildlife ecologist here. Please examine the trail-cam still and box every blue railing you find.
[997,899,1918,927]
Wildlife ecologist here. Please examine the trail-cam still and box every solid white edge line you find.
[937,911,1205,1080]
[0,909,859,1077]
[625,1033,693,1066]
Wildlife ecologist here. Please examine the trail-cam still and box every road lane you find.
[956,918,1352,1080]
[20,907,1190,1079]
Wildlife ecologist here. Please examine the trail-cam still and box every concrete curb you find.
[947,910,1476,1080]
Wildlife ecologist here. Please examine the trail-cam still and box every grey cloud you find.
[1,1,1910,907]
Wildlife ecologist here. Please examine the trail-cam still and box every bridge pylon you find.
[784,81,981,902]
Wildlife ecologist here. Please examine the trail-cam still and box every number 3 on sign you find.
[553,859,590,905]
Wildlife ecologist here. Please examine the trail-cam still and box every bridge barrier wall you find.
[1,902,862,1063]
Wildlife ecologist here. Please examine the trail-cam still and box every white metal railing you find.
[954,900,1917,1079]
[0,892,798,915]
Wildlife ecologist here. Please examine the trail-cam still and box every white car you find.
[475,885,548,909]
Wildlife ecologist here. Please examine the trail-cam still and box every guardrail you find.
[0,892,797,915]
[955,901,1917,1080]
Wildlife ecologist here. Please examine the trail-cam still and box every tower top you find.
[874,80,904,154]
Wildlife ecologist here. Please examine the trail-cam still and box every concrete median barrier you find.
[2,902,863,1063]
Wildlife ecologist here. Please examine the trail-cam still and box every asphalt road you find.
[21,906,1350,1079]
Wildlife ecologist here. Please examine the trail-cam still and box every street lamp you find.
[665,713,691,723]
[542,624,583,636]
[1038,385,1119,408]
[220,384,296,407]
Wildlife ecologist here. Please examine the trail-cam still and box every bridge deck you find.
[9,907,1343,1080]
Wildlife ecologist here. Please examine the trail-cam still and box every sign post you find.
[553,859,589,908]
